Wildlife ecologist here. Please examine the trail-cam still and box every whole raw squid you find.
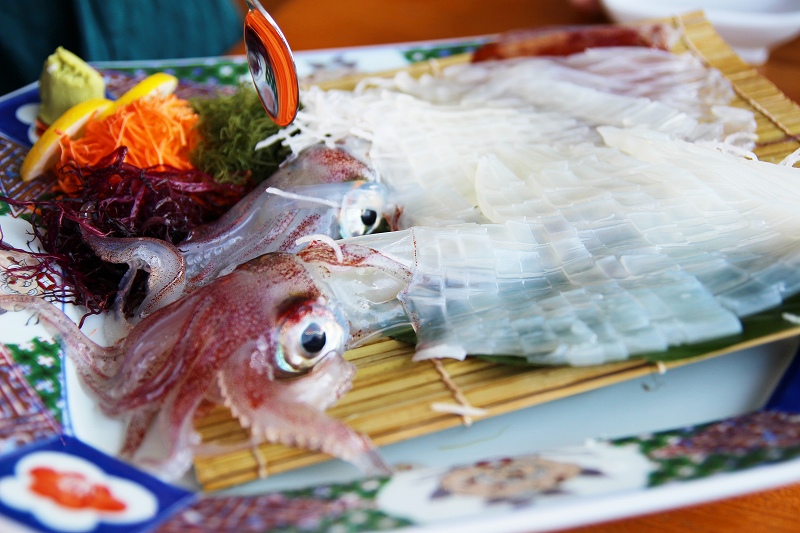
[0,251,390,481]
[0,144,392,479]
[86,143,389,324]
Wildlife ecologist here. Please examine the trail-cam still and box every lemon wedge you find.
[20,97,113,181]
[97,72,179,119]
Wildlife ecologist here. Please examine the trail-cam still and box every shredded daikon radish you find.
[430,402,488,418]
[267,48,754,160]
[779,146,800,167]
[263,48,756,229]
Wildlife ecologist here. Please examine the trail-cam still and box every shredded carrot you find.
[58,94,200,194]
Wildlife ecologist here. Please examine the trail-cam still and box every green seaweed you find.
[190,85,292,185]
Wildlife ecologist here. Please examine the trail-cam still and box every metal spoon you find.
[244,0,299,127]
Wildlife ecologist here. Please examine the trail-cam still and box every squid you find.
[0,144,393,480]
[0,251,391,482]
[86,143,389,326]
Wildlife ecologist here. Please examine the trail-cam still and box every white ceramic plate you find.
[1,43,800,533]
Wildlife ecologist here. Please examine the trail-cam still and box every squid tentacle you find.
[131,399,200,482]
[0,294,118,382]
[82,232,186,321]
[117,406,159,459]
[105,295,218,413]
[248,401,391,476]
[216,341,391,476]
[132,375,211,481]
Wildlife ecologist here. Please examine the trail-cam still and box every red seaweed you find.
[0,147,249,320]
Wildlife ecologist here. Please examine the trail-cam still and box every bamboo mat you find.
[670,12,800,162]
[192,12,800,491]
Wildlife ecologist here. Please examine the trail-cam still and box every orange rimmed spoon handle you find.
[244,0,299,127]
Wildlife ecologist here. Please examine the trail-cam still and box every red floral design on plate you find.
[28,466,126,512]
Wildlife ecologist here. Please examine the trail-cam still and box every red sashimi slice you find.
[472,23,676,61]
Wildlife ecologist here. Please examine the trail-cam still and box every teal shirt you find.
[0,0,243,94]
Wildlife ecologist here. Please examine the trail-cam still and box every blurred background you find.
[248,0,603,50]
[0,0,245,94]
[250,0,800,101]
[1,0,798,101]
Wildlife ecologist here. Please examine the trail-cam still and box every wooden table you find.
[233,1,800,530]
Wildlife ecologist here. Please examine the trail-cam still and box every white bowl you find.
[600,0,800,64]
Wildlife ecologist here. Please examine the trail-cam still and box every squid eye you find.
[300,323,327,353]
[275,301,347,378]
[339,182,389,238]
[360,209,378,228]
